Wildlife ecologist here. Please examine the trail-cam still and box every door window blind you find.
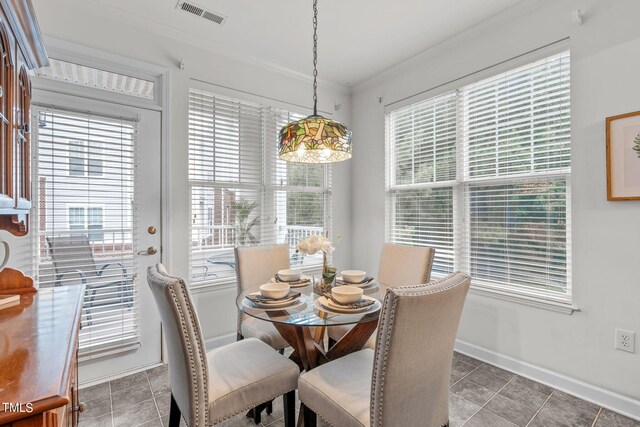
[189,89,331,286]
[34,107,139,355]
[386,51,571,302]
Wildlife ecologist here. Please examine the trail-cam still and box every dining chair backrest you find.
[234,244,291,290]
[47,235,99,281]
[234,244,290,333]
[370,272,470,427]
[376,243,435,287]
[147,264,210,427]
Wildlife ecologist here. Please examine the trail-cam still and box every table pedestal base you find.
[270,320,378,426]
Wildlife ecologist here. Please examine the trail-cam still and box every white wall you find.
[5,0,639,415]
[350,0,640,412]
[6,0,352,343]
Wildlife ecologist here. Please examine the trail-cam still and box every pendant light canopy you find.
[279,0,352,164]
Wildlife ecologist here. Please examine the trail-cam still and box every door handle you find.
[138,246,158,256]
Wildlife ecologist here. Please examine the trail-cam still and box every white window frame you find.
[66,204,106,243]
[385,45,577,314]
[67,139,104,177]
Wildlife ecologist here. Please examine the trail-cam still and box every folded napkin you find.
[323,293,376,310]
[274,274,311,286]
[336,276,375,286]
[245,291,301,305]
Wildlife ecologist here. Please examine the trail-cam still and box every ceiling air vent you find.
[180,2,203,16]
[176,1,227,25]
[202,11,225,24]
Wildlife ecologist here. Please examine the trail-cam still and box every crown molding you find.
[352,0,554,93]
[56,0,351,95]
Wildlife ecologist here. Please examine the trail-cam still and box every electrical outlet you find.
[615,329,636,353]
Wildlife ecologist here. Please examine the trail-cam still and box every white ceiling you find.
[49,0,528,86]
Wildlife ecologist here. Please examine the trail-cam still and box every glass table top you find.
[236,281,387,327]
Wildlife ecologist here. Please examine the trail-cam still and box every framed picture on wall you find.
[606,110,640,200]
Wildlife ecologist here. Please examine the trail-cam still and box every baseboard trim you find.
[455,340,640,421]
[205,332,236,350]
[79,362,163,389]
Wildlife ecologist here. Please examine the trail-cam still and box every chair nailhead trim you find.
[371,291,398,427]
[370,272,469,426]
[211,388,296,425]
[393,273,469,296]
[169,279,210,426]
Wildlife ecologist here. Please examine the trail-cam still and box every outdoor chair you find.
[46,234,133,325]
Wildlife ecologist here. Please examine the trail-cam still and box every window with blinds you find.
[34,107,139,355]
[189,88,331,286]
[386,51,571,302]
[387,92,457,274]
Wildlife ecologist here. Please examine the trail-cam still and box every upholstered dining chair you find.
[376,243,435,287]
[299,272,470,427]
[234,244,291,350]
[328,243,436,347]
[147,264,299,427]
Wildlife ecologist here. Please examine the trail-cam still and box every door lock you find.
[138,246,158,256]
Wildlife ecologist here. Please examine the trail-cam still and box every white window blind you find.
[34,107,139,355]
[386,51,571,303]
[387,92,457,274]
[188,88,331,286]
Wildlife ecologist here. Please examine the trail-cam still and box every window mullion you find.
[454,88,469,274]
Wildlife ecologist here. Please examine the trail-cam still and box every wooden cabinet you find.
[0,0,46,236]
[0,277,84,427]
[0,20,15,211]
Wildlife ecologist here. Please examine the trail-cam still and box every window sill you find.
[468,284,580,315]
[189,281,236,294]
[79,341,141,363]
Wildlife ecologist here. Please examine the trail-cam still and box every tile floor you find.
[77,352,640,427]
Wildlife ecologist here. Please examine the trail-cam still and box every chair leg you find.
[283,391,295,427]
[169,394,181,427]
[302,404,317,427]
[247,402,269,424]
[266,400,273,414]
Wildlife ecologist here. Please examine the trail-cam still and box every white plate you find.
[244,292,301,308]
[335,277,377,288]
[242,295,305,311]
[315,295,381,314]
[271,274,313,288]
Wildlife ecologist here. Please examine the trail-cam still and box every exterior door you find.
[32,89,162,382]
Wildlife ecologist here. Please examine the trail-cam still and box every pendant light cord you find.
[312,0,318,116]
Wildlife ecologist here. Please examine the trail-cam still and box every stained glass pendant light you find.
[279,0,352,163]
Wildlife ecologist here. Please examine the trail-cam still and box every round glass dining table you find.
[236,282,386,371]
